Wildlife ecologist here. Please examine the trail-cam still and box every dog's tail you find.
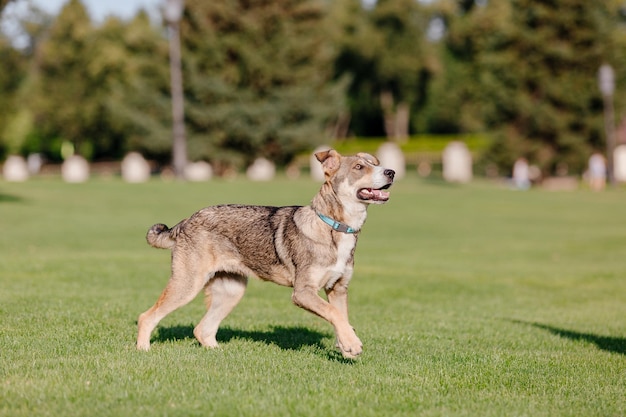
[146,223,179,249]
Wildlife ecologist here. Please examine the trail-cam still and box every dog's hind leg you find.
[194,273,248,348]
[137,256,211,350]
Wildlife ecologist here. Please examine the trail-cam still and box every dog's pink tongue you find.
[358,188,390,201]
[372,189,389,200]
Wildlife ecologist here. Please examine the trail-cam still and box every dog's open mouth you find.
[357,183,392,202]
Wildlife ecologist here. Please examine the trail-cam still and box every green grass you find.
[1,175,625,417]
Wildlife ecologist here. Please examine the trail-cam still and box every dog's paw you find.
[337,334,363,359]
[136,341,151,351]
[200,340,220,349]
[194,328,220,349]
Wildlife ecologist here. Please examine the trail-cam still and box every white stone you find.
[185,161,213,182]
[2,155,29,182]
[512,157,530,190]
[62,155,89,183]
[377,142,405,180]
[27,153,43,175]
[442,141,472,183]
[246,157,275,181]
[588,153,606,191]
[614,145,626,182]
[121,152,151,183]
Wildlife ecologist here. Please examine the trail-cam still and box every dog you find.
[136,149,395,358]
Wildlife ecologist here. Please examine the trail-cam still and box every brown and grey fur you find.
[137,149,394,358]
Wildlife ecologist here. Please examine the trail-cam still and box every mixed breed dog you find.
[137,149,395,358]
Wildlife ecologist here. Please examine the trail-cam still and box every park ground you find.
[0,175,625,416]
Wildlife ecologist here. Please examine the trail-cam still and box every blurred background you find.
[1,0,626,184]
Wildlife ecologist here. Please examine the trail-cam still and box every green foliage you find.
[332,0,437,138]
[0,35,27,157]
[415,53,459,134]
[101,12,172,161]
[370,0,432,104]
[442,0,620,174]
[1,108,33,154]
[1,178,625,416]
[2,0,626,174]
[0,0,343,167]
[181,0,345,167]
[32,0,101,159]
[30,3,169,161]
[330,0,383,135]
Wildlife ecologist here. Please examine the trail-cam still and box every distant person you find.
[588,153,606,191]
[512,158,530,190]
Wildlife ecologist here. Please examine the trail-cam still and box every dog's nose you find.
[384,169,395,181]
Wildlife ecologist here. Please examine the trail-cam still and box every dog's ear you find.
[315,149,341,176]
[357,152,380,166]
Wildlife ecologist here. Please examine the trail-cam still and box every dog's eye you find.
[354,164,363,170]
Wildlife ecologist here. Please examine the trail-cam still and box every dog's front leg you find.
[292,284,362,358]
[325,281,352,351]
[325,280,350,321]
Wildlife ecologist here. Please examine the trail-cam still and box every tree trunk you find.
[395,101,409,141]
[380,90,396,139]
[331,111,351,139]
[380,90,409,142]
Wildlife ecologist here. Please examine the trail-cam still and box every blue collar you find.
[317,212,357,234]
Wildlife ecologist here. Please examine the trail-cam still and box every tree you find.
[30,0,103,159]
[330,0,382,136]
[19,0,170,162]
[0,1,53,157]
[0,35,27,156]
[100,12,172,162]
[444,0,621,174]
[179,0,345,169]
[370,0,435,140]
[331,0,436,139]
[415,1,486,134]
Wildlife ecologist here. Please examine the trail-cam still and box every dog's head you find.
[315,149,395,205]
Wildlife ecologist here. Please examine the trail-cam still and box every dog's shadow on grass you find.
[152,324,350,361]
[512,320,626,356]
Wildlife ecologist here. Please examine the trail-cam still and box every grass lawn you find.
[1,174,625,416]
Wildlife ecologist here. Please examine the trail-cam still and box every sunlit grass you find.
[0,176,625,416]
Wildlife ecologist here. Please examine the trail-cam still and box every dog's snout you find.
[384,169,395,181]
